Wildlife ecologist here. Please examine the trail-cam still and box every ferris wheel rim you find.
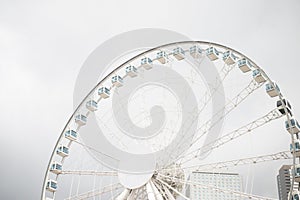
[41,40,296,200]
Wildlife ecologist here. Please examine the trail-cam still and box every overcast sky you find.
[0,0,300,199]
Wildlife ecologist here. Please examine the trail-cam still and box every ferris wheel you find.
[41,41,300,200]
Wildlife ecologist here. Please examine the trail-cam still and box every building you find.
[277,165,297,200]
[186,171,242,200]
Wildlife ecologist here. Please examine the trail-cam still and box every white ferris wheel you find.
[41,41,300,200]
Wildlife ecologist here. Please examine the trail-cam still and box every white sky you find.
[0,0,300,199]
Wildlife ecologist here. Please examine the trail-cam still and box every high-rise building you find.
[277,165,296,200]
[186,171,242,200]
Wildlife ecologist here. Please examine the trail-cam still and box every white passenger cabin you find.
[290,139,300,157]
[50,161,62,175]
[265,82,280,97]
[86,100,98,112]
[286,118,300,134]
[290,190,300,200]
[126,65,138,77]
[157,51,168,64]
[223,51,237,65]
[277,98,292,116]
[295,165,300,182]
[238,58,253,73]
[65,129,77,141]
[98,87,110,99]
[46,180,57,192]
[75,114,87,126]
[252,69,266,83]
[189,45,202,59]
[206,47,219,61]
[57,144,69,157]
[173,47,185,60]
[141,58,153,70]
[111,75,123,87]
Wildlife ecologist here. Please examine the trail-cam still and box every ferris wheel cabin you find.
[86,100,98,112]
[265,82,280,97]
[206,47,219,61]
[252,69,267,83]
[285,118,300,134]
[65,129,77,141]
[46,179,57,192]
[238,58,253,73]
[277,98,292,116]
[111,75,123,87]
[141,58,153,70]
[157,51,168,64]
[75,114,87,126]
[98,87,110,99]
[56,145,69,157]
[291,191,300,200]
[290,139,300,157]
[189,45,202,59]
[50,161,62,175]
[126,65,138,77]
[223,51,237,65]
[294,165,300,182]
[173,47,185,60]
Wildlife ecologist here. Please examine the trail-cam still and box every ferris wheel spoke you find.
[72,140,119,162]
[178,108,283,164]
[60,170,117,176]
[64,183,122,200]
[170,79,265,165]
[192,151,292,171]
[193,79,264,144]
[157,173,277,200]
[176,61,235,134]
[161,151,291,173]
[114,188,131,200]
[183,62,235,131]
[138,186,149,200]
[135,186,147,200]
[94,114,129,151]
[146,179,164,200]
[186,60,235,116]
[161,184,176,200]
[154,61,238,168]
[135,187,145,200]
[155,178,190,200]
[127,188,141,200]
[152,180,175,200]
